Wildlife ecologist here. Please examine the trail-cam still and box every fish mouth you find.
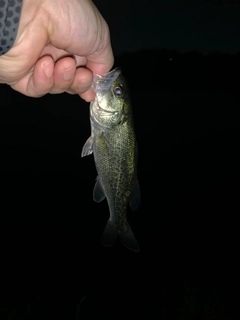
[94,101,116,114]
[91,101,118,123]
[91,67,121,93]
[90,100,119,129]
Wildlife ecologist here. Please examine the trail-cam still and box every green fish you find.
[81,67,141,252]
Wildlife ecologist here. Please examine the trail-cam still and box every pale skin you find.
[0,0,114,101]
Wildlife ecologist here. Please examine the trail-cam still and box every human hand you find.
[0,0,114,101]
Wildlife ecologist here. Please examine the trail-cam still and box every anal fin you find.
[93,176,105,203]
[129,178,141,211]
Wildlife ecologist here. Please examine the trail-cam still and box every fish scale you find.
[81,67,141,252]
[94,127,133,229]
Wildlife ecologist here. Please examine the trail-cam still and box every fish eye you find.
[114,86,123,96]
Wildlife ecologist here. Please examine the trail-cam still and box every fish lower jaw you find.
[95,101,115,114]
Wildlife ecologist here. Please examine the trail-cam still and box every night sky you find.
[1,1,240,319]
[95,0,240,55]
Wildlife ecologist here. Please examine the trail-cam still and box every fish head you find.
[90,67,131,129]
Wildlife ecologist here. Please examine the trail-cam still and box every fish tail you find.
[101,220,140,252]
[119,223,140,252]
[101,221,118,247]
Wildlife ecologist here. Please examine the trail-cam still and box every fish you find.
[81,67,141,252]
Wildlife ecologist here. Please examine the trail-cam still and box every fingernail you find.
[63,70,74,81]
[43,62,54,78]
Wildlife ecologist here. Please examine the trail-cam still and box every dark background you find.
[1,1,240,319]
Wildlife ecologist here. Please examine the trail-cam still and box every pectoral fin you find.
[93,176,105,203]
[129,178,141,211]
[81,136,93,157]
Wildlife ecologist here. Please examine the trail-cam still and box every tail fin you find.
[119,224,140,252]
[101,220,140,252]
[101,221,118,247]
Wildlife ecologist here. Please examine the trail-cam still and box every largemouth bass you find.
[81,67,141,252]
